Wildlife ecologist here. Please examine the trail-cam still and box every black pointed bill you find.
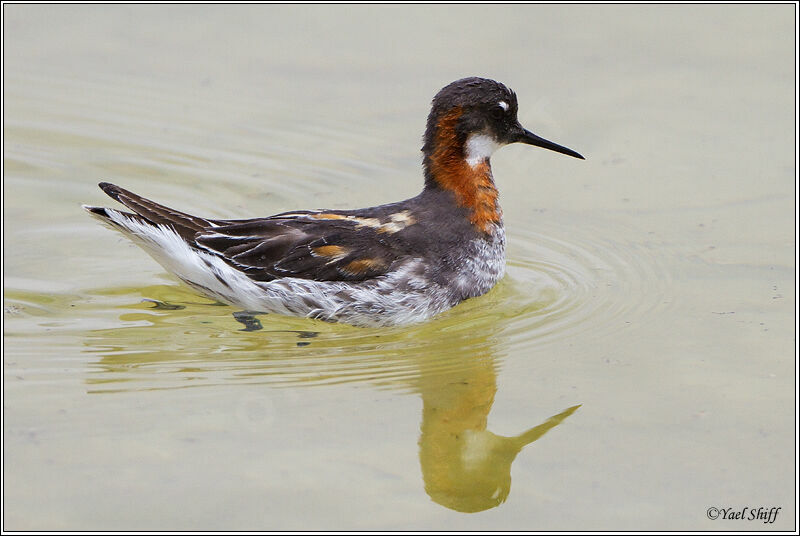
[514,126,585,160]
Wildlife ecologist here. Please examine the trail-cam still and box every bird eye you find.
[490,105,505,119]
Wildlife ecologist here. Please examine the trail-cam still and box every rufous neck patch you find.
[427,107,501,233]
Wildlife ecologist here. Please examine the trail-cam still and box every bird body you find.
[84,78,583,327]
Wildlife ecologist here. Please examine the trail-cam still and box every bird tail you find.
[83,182,216,242]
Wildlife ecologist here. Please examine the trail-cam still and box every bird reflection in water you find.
[416,350,579,512]
[87,293,580,513]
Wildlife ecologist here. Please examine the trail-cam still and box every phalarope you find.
[84,77,584,327]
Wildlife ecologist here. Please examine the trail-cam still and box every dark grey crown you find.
[430,77,517,112]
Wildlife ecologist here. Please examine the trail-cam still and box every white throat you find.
[465,133,503,168]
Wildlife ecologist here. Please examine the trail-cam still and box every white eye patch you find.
[498,101,509,111]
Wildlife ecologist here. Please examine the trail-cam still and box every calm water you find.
[3,4,796,531]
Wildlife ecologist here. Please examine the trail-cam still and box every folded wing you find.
[93,183,411,283]
[196,213,406,282]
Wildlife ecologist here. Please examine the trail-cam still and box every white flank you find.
[93,208,270,309]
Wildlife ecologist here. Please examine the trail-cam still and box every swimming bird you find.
[84,77,584,327]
